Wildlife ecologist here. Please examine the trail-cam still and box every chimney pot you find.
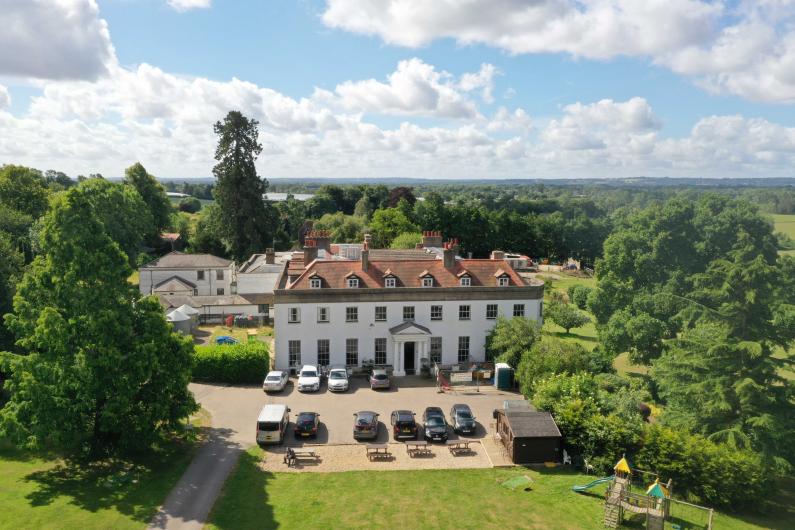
[265,248,275,264]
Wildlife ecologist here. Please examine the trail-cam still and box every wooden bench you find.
[283,447,319,467]
[446,440,473,455]
[365,444,392,461]
[405,440,431,457]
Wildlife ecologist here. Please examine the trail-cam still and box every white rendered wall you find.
[274,298,541,371]
[138,265,233,296]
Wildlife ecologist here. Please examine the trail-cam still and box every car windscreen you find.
[329,372,345,379]
[456,410,473,419]
[426,417,444,427]
[258,421,280,431]
[357,415,375,425]
[265,376,281,382]
[297,415,315,425]
[300,370,317,378]
[373,374,388,380]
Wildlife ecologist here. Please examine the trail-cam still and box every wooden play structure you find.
[574,456,714,530]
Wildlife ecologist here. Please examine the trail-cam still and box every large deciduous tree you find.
[0,165,51,219]
[0,188,196,455]
[212,111,274,260]
[123,162,173,242]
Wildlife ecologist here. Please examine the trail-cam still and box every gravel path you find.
[260,441,492,473]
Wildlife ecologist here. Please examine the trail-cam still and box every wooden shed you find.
[495,410,562,464]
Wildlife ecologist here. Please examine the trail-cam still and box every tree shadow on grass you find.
[206,448,276,530]
[22,436,197,524]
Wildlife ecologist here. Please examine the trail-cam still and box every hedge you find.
[193,341,269,384]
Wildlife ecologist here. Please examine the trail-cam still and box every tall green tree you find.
[0,165,51,219]
[123,162,173,241]
[368,208,419,248]
[212,111,274,260]
[484,316,540,367]
[0,189,196,455]
[0,232,23,349]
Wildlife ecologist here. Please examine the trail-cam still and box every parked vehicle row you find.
[262,366,392,393]
[257,403,478,446]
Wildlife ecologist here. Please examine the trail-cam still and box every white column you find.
[394,340,405,376]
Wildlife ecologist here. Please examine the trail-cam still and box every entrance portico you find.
[390,321,431,376]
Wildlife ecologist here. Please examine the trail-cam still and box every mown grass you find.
[0,437,198,530]
[206,446,789,530]
[771,213,795,239]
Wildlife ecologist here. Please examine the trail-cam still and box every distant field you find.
[771,214,795,239]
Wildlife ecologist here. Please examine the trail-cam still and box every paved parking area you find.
[257,375,521,446]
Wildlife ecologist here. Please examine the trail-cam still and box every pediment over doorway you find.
[389,321,431,335]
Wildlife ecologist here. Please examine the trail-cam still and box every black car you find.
[450,404,477,435]
[293,412,320,438]
[422,406,448,442]
[353,410,379,440]
[390,410,418,440]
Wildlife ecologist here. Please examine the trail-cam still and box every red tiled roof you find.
[287,258,525,289]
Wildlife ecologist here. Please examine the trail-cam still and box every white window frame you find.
[288,307,301,323]
[347,277,360,288]
[345,338,358,366]
[422,276,434,287]
[513,304,525,317]
[310,278,322,289]
[317,306,329,323]
[430,305,443,321]
[317,339,330,366]
[498,276,509,287]
[403,306,415,321]
[374,306,387,322]
[374,338,387,365]
[486,304,498,320]
[216,269,224,280]
[197,270,205,281]
[430,337,442,364]
[457,336,470,363]
[288,340,301,367]
[459,276,471,287]
[346,306,358,323]
[385,277,396,288]
[458,304,471,321]
[216,288,225,295]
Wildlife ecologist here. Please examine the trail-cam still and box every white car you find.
[327,367,349,392]
[297,365,321,392]
[262,370,289,393]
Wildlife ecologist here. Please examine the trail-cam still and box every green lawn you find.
[538,273,597,296]
[202,325,273,344]
[771,213,795,239]
[542,320,598,351]
[0,441,195,530]
[206,447,789,530]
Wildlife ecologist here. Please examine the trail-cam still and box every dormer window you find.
[310,278,322,289]
[460,276,471,287]
[347,277,360,288]
[498,276,510,287]
[385,277,396,288]
[422,277,434,287]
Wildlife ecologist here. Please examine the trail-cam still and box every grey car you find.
[353,411,379,440]
[450,404,477,435]
[369,369,390,390]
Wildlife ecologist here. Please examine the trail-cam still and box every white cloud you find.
[0,85,10,109]
[315,58,489,119]
[321,0,795,103]
[1,59,795,179]
[167,0,212,12]
[0,0,115,80]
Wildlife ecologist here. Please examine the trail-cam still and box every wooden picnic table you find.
[405,440,431,457]
[446,439,473,455]
[283,447,319,467]
[365,444,392,460]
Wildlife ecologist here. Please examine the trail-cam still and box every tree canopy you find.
[123,162,173,241]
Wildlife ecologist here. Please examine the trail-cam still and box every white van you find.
[256,404,290,445]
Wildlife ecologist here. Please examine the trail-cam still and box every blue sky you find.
[1,1,795,179]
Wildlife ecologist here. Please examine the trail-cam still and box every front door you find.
[404,342,415,375]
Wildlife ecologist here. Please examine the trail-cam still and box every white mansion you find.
[273,231,544,375]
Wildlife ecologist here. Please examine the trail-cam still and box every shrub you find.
[635,425,773,509]
[485,316,540,366]
[516,337,591,397]
[193,341,269,384]
[566,285,593,309]
[178,197,202,213]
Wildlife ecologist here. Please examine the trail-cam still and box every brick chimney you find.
[361,240,369,271]
[303,239,318,264]
[443,239,458,268]
[490,250,505,261]
[305,230,331,252]
[265,248,275,264]
[422,230,443,248]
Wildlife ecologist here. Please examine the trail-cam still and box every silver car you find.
[262,370,289,392]
[369,369,390,390]
[327,367,349,392]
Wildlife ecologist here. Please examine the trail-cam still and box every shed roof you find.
[502,411,562,438]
